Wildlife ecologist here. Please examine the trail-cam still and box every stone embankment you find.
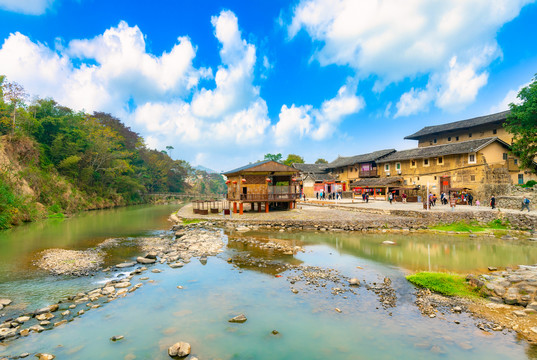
[177,202,537,231]
[34,249,104,276]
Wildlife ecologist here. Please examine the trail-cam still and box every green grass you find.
[430,220,485,232]
[182,218,202,225]
[406,272,481,298]
[431,219,510,232]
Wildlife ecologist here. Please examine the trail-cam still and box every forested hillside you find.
[0,76,225,229]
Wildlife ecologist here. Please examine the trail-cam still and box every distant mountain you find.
[194,165,219,174]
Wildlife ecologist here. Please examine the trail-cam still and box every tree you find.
[504,75,537,171]
[283,154,305,166]
[315,158,328,164]
[166,146,174,159]
[2,80,27,134]
[263,153,282,162]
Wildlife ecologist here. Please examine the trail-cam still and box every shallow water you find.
[1,208,537,359]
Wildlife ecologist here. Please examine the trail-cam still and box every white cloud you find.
[290,0,535,114]
[490,81,529,113]
[0,10,271,158]
[395,87,433,118]
[0,0,54,15]
[273,85,364,145]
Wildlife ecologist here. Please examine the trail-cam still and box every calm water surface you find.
[1,206,536,359]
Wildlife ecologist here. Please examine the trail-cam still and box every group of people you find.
[315,190,342,201]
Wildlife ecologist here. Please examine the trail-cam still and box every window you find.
[423,158,429,166]
[493,129,497,135]
[417,177,420,181]
[468,153,476,164]
[411,160,416,168]
[519,174,524,185]
[470,175,476,181]
[433,138,437,144]
[455,136,459,141]
[437,156,443,165]
[434,176,437,180]
[503,153,508,160]
[385,164,390,171]
[469,133,472,138]
[448,137,452,141]
[396,163,401,171]
[514,159,518,165]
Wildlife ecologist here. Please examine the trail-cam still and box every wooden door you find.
[440,176,450,194]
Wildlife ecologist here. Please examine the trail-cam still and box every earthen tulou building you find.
[292,110,537,202]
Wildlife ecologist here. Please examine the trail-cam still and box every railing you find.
[359,169,378,178]
[227,193,300,201]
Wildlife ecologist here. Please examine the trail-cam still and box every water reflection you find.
[245,231,537,272]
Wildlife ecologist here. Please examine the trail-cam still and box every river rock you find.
[152,269,162,273]
[236,226,250,232]
[102,286,115,295]
[168,341,191,357]
[54,319,67,327]
[0,328,17,339]
[136,257,156,264]
[36,313,54,321]
[29,325,45,333]
[114,282,131,289]
[35,304,59,315]
[19,328,30,336]
[382,241,396,245]
[488,267,498,271]
[452,306,462,313]
[169,262,184,269]
[228,314,247,323]
[527,302,537,311]
[36,354,55,360]
[145,252,158,259]
[0,299,12,307]
[61,310,70,316]
[110,335,124,341]
[19,353,30,358]
[116,262,136,269]
[349,278,360,286]
[16,316,31,323]
[513,310,527,317]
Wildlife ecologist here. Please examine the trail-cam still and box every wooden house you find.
[223,160,300,214]
[325,149,396,190]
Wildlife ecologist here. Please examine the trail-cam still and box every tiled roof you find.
[307,173,336,181]
[405,110,510,140]
[377,137,509,163]
[292,163,328,173]
[326,149,396,169]
[223,160,297,175]
[350,177,403,187]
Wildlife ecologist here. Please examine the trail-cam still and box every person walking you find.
[365,192,369,203]
[468,193,474,206]
[522,197,531,212]
[402,193,407,203]
[490,195,496,209]
[388,192,393,204]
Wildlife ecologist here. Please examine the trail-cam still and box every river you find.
[0,204,536,359]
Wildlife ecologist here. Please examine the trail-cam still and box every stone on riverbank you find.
[228,314,247,323]
[349,278,360,286]
[136,256,156,264]
[35,304,59,315]
[116,262,136,268]
[382,241,396,245]
[0,299,12,307]
[35,354,55,360]
[111,335,124,341]
[168,341,191,358]
[36,313,54,321]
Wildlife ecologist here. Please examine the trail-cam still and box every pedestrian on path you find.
[388,192,393,204]
[490,195,496,209]
[402,193,407,203]
[522,197,531,212]
[468,193,474,206]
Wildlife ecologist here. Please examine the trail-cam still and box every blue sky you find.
[1,0,536,172]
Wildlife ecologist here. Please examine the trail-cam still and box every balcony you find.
[359,169,378,178]
[227,185,300,202]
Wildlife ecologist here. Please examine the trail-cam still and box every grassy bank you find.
[430,219,510,233]
[406,272,481,298]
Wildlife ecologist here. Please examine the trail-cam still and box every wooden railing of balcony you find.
[359,169,378,178]
[227,185,300,202]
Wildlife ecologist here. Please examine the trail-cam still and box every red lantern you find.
[241,179,246,183]
[232,181,237,184]
[266,178,271,183]
[225,180,231,184]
